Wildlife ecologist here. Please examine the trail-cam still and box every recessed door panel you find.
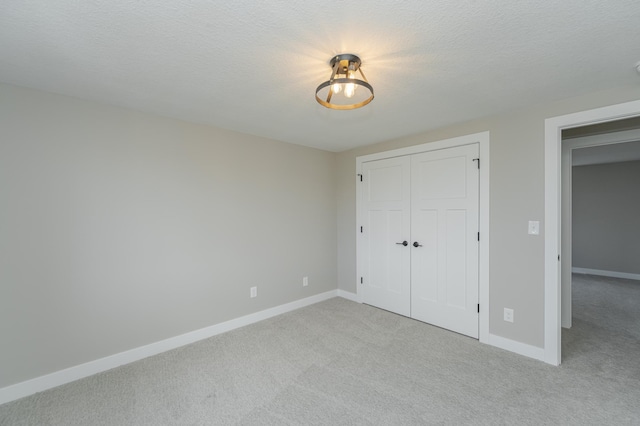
[416,155,467,200]
[445,209,467,309]
[368,165,405,202]
[369,210,387,289]
[414,209,438,302]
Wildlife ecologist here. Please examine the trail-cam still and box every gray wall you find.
[3,80,640,389]
[0,84,337,388]
[572,160,640,275]
[337,85,640,348]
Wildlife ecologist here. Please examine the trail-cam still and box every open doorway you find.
[561,119,640,330]
[560,120,640,364]
[544,100,640,365]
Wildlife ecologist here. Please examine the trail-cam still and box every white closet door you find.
[361,156,411,316]
[410,144,479,338]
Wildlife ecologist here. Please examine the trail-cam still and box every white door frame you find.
[356,131,490,344]
[544,100,640,365]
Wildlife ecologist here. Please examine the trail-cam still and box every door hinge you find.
[358,174,363,182]
[558,254,560,261]
[477,232,480,241]
[477,304,480,313]
[360,277,363,284]
[360,226,363,233]
[473,158,480,169]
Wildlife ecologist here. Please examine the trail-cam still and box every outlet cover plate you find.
[504,308,514,323]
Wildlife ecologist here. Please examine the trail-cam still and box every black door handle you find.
[413,241,423,247]
[396,241,408,246]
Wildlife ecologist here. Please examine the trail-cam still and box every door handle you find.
[413,241,423,247]
[396,241,408,246]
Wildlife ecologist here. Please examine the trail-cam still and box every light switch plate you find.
[528,221,540,235]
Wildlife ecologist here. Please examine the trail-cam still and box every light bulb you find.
[344,83,355,98]
[331,82,342,94]
[344,71,356,98]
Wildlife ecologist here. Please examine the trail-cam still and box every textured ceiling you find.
[2,1,640,152]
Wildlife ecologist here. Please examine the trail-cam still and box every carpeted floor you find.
[1,274,639,425]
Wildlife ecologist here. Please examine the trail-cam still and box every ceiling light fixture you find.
[315,54,374,110]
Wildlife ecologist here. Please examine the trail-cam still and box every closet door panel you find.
[410,144,479,338]
[361,156,411,316]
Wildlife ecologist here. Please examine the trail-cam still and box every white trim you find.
[478,134,490,344]
[337,289,359,302]
[355,131,490,345]
[544,99,640,366]
[564,128,640,153]
[355,172,364,305]
[488,334,545,362]
[0,290,338,405]
[357,133,486,162]
[561,140,573,328]
[572,267,640,281]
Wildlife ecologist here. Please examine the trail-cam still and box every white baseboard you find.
[339,292,546,363]
[338,292,546,363]
[572,267,640,281]
[336,289,358,302]
[0,290,339,405]
[487,334,545,362]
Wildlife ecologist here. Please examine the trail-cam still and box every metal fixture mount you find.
[315,54,374,110]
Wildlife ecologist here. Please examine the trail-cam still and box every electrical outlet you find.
[504,308,514,323]
[303,276,309,287]
[528,221,540,235]
[250,286,257,298]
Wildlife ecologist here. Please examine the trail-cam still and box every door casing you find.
[545,102,640,365]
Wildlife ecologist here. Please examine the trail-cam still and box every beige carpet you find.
[1,274,639,425]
